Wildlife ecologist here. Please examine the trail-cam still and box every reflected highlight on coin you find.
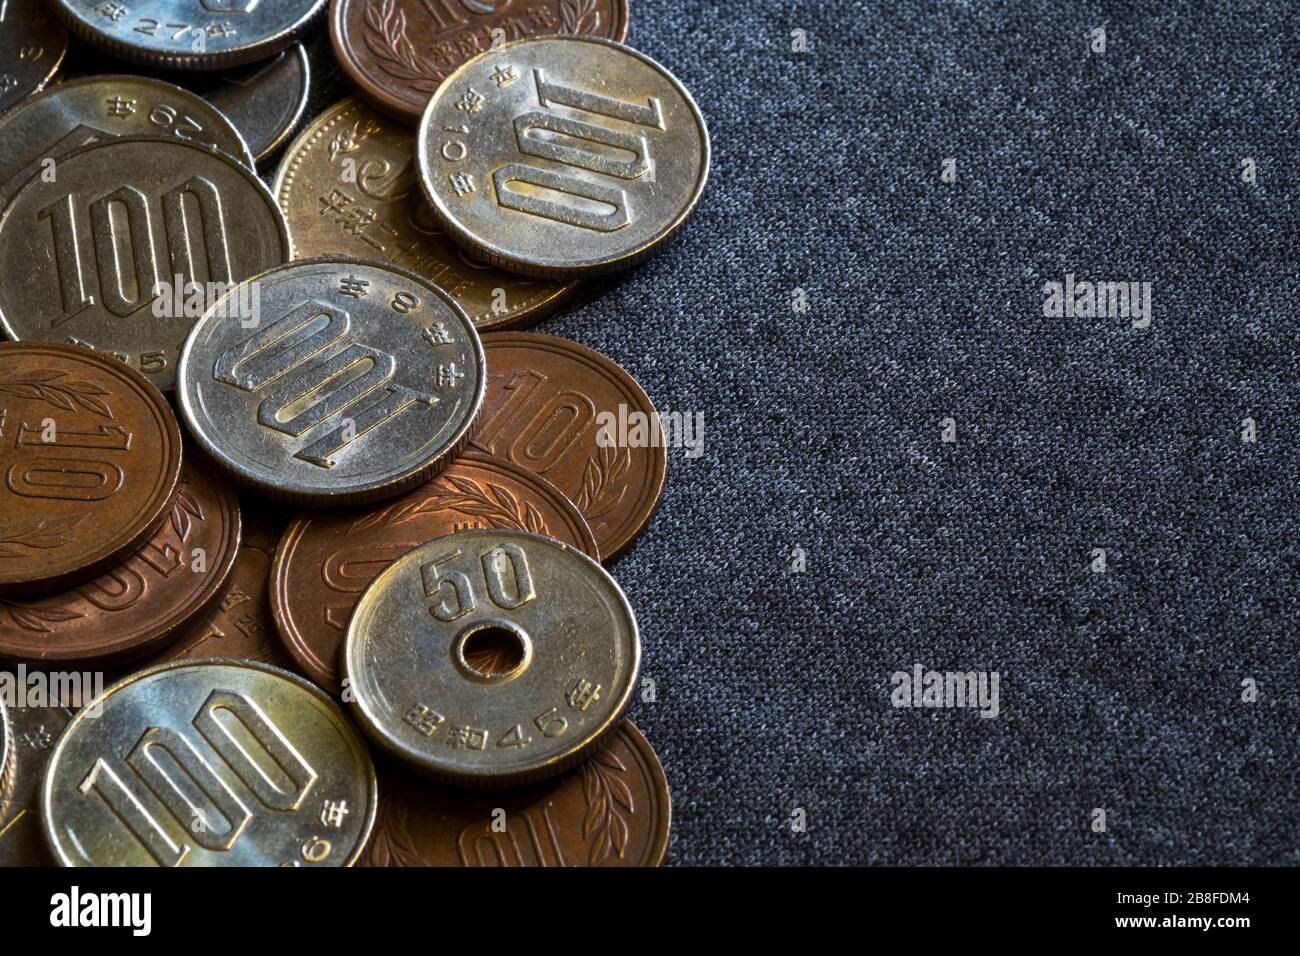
[0,342,182,597]
[417,36,710,277]
[0,0,68,114]
[363,720,668,867]
[274,97,577,331]
[42,658,377,867]
[187,44,311,163]
[0,703,74,866]
[345,529,639,786]
[51,0,326,71]
[0,76,256,208]
[178,257,485,506]
[271,450,598,692]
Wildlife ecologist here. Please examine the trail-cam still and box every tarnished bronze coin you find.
[0,0,68,114]
[331,0,630,126]
[417,36,709,277]
[345,528,639,786]
[474,332,665,561]
[271,450,597,692]
[363,720,667,866]
[184,44,311,163]
[0,76,256,213]
[42,658,377,867]
[0,136,291,390]
[177,257,485,506]
[273,97,577,331]
[0,703,74,866]
[51,0,326,71]
[0,459,240,666]
[0,342,182,597]
[139,501,291,669]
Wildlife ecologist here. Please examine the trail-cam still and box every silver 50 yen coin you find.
[345,529,640,787]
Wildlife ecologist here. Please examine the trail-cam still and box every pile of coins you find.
[0,0,707,867]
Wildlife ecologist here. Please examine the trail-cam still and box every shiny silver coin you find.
[177,257,485,506]
[0,74,255,214]
[188,44,310,163]
[51,0,325,71]
[345,529,640,787]
[417,36,710,278]
[41,658,377,867]
[0,695,10,811]
[0,0,68,114]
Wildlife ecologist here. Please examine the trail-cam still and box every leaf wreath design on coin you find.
[177,258,485,506]
[0,460,241,667]
[0,0,68,114]
[0,342,182,598]
[331,0,630,126]
[50,0,326,71]
[417,35,709,277]
[42,658,377,867]
[138,505,292,670]
[0,137,290,390]
[474,332,666,561]
[271,450,596,692]
[273,98,577,331]
[362,720,669,867]
[344,529,638,786]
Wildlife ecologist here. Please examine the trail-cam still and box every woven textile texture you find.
[78,0,1297,864]
[308,0,1297,865]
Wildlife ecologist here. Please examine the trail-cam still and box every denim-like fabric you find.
[293,1,1300,865]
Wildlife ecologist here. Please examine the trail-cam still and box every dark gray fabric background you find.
[79,0,1300,865]
[310,1,1298,866]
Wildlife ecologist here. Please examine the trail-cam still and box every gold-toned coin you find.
[1,703,74,866]
[274,98,577,331]
[417,36,710,277]
[345,529,639,786]
[42,658,376,867]
[0,696,9,807]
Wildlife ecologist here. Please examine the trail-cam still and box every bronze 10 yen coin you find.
[51,0,326,71]
[0,459,239,667]
[273,97,578,331]
[177,257,485,506]
[138,504,292,670]
[331,0,631,126]
[474,332,667,562]
[0,0,68,114]
[364,720,669,867]
[42,658,377,867]
[417,35,710,277]
[271,449,598,692]
[0,342,182,597]
[0,136,291,391]
[345,529,639,786]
